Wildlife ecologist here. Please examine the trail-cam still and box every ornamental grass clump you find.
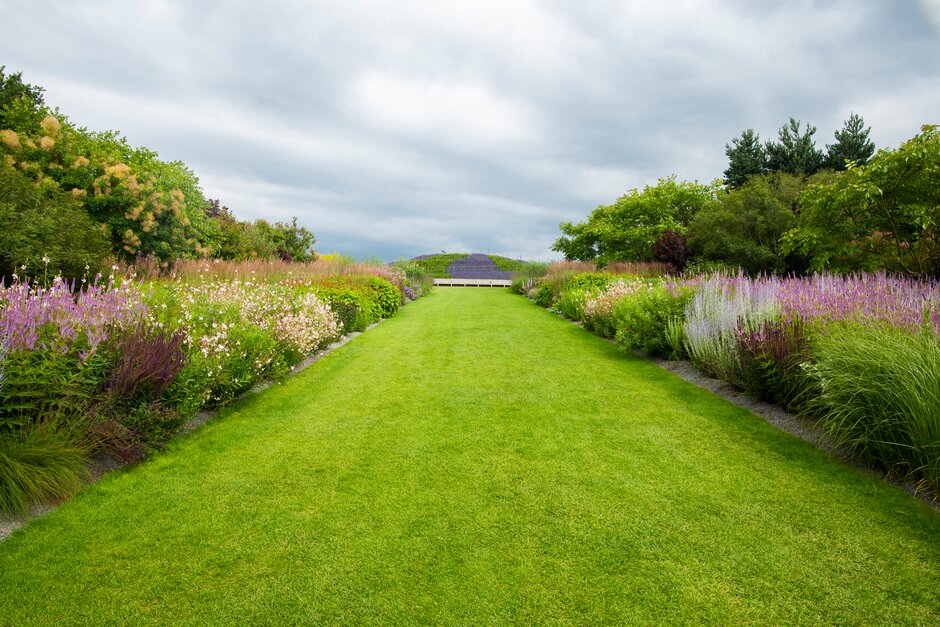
[0,423,87,513]
[807,323,940,494]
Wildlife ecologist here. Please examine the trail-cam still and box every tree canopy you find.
[782,125,940,276]
[552,177,719,265]
[0,67,319,275]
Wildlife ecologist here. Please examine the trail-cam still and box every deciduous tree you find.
[553,176,719,264]
[782,125,940,276]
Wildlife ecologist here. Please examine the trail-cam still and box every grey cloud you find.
[2,0,938,261]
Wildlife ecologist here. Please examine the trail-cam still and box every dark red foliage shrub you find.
[651,230,693,271]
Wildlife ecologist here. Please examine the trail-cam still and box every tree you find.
[690,173,804,274]
[765,118,824,176]
[723,129,767,187]
[0,66,45,133]
[826,112,875,170]
[782,125,940,276]
[552,176,719,264]
[0,160,111,280]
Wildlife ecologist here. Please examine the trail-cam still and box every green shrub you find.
[533,272,611,309]
[613,285,692,359]
[365,277,401,318]
[203,324,289,407]
[565,272,613,292]
[0,423,87,513]
[391,260,433,297]
[0,349,110,431]
[533,282,555,307]
[315,286,376,332]
[807,323,940,493]
[510,261,548,295]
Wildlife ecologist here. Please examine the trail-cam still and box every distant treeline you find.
[554,115,940,277]
[0,66,317,280]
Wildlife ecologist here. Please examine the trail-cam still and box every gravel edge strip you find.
[0,320,383,541]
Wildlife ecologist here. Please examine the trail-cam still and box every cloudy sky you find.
[2,1,939,260]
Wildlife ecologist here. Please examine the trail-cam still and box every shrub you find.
[315,286,376,333]
[651,230,692,271]
[535,271,612,310]
[582,279,646,338]
[556,289,588,320]
[364,276,401,318]
[613,284,692,359]
[391,260,433,298]
[689,173,801,275]
[0,423,87,513]
[0,160,111,280]
[533,282,555,308]
[807,323,940,494]
[510,261,548,295]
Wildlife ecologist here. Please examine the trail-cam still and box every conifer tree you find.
[723,129,767,187]
[826,112,875,169]
[765,118,824,176]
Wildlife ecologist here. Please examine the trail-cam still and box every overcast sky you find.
[2,1,939,260]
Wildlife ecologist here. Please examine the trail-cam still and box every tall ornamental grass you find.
[0,423,87,513]
[809,324,940,494]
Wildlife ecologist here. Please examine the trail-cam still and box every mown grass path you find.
[1,289,939,624]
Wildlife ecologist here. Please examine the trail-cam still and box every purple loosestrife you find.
[0,277,147,359]
[775,273,940,334]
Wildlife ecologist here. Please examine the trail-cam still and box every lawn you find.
[0,288,938,624]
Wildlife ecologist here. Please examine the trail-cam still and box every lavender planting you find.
[446,254,513,280]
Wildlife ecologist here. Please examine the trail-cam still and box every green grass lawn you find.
[1,288,938,624]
